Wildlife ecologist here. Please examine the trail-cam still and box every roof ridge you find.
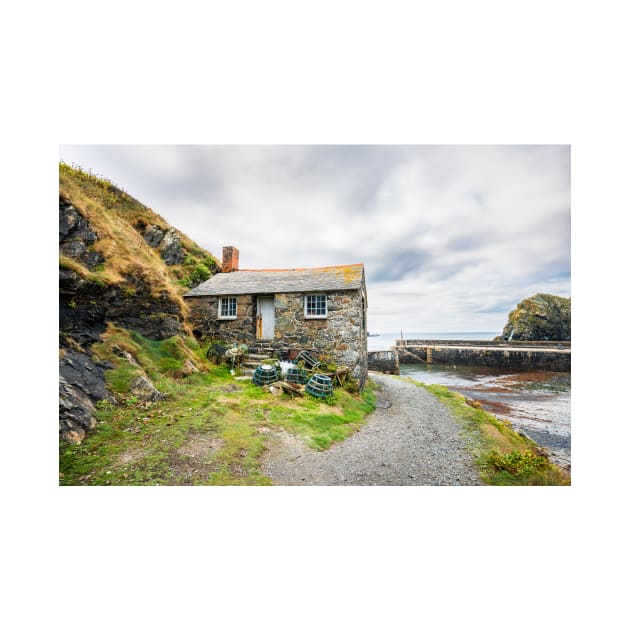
[183,263,365,297]
[236,263,364,272]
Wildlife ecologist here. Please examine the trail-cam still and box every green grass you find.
[407,379,570,486]
[60,367,268,485]
[267,382,376,450]
[92,326,204,395]
[60,328,377,486]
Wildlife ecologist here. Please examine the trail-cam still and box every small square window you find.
[219,297,237,319]
[305,294,327,318]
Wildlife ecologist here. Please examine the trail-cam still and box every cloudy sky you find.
[59,145,570,333]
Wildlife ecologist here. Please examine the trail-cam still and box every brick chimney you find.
[222,246,239,272]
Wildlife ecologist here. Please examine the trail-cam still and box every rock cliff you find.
[496,293,571,342]
[59,163,219,443]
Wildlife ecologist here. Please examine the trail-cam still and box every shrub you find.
[485,450,547,477]
[188,262,211,286]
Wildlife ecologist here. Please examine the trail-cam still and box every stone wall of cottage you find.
[185,290,368,387]
[186,294,257,342]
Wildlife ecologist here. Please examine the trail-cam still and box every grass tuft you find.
[267,381,376,450]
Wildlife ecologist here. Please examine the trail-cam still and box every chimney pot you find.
[222,246,239,272]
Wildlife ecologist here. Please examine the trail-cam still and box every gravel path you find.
[261,373,483,485]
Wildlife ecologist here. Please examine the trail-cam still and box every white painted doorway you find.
[257,297,275,339]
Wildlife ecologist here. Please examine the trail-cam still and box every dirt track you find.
[261,373,483,486]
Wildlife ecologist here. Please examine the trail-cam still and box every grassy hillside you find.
[59,162,219,304]
[59,163,222,443]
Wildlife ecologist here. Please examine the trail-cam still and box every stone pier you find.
[395,340,570,372]
[367,350,400,374]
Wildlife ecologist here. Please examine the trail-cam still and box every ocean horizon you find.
[367,331,499,351]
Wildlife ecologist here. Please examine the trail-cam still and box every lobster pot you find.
[286,366,309,384]
[252,364,280,386]
[295,350,321,370]
[306,373,333,398]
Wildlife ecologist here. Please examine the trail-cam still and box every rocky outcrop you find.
[496,293,571,341]
[59,347,114,443]
[129,375,166,402]
[59,200,104,269]
[59,267,183,341]
[141,224,185,265]
[59,200,185,341]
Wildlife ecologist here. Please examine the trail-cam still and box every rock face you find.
[497,293,571,341]
[129,375,166,402]
[59,200,104,270]
[141,224,185,265]
[59,200,185,341]
[59,348,115,444]
[59,266,183,341]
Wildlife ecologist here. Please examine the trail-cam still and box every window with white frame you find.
[218,297,237,319]
[305,294,327,318]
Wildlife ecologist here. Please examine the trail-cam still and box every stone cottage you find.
[184,247,368,388]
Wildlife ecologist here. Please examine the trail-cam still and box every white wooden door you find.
[258,297,275,339]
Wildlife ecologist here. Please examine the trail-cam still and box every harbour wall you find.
[399,339,571,349]
[367,350,400,374]
[396,341,570,372]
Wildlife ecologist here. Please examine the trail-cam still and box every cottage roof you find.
[184,264,365,297]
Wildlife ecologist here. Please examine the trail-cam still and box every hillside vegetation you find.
[59,162,219,310]
[59,163,225,443]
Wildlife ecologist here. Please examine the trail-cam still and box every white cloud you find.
[59,144,570,333]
